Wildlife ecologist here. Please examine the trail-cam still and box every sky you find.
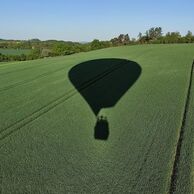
[1,0,194,42]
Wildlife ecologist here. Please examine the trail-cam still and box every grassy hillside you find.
[0,44,194,193]
[0,48,31,55]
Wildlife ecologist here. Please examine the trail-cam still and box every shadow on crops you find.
[94,116,109,140]
[68,58,141,140]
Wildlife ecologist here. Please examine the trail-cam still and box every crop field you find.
[0,48,31,55]
[0,44,194,193]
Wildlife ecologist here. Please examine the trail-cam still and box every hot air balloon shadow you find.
[68,58,141,140]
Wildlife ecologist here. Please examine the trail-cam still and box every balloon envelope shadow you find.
[68,58,141,140]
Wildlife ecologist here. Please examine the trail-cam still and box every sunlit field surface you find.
[0,44,194,193]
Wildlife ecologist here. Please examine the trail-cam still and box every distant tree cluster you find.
[0,40,91,62]
[0,52,37,62]
[137,28,194,44]
[1,28,194,62]
[90,39,111,50]
[111,34,130,46]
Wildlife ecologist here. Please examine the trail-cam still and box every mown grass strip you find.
[0,61,127,142]
[169,60,194,193]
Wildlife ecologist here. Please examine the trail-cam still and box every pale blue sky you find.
[1,0,194,41]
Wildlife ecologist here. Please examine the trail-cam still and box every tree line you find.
[0,27,194,62]
[137,28,194,44]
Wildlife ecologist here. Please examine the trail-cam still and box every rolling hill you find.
[0,44,194,193]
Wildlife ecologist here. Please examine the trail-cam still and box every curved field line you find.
[0,61,126,142]
[0,58,67,76]
[129,125,159,191]
[110,113,160,192]
[169,60,194,193]
[0,61,53,76]
[0,66,68,92]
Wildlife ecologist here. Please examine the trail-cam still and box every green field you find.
[0,48,31,55]
[0,44,194,193]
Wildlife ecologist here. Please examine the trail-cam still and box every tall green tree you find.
[185,30,193,43]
